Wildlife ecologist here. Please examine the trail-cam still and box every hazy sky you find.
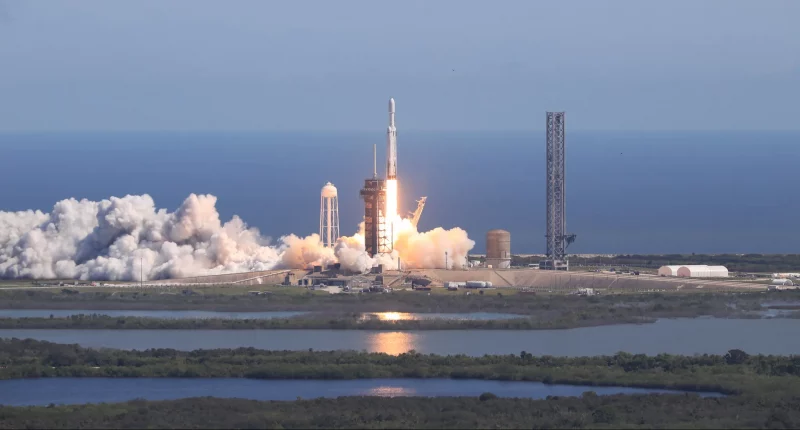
[0,0,798,131]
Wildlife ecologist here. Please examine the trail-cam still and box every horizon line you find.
[1,129,799,134]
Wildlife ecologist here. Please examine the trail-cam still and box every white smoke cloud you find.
[0,193,475,280]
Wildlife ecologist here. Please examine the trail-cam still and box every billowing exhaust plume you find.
[0,193,474,280]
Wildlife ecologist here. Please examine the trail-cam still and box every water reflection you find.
[6,318,800,356]
[366,385,416,396]
[358,312,521,321]
[369,312,405,321]
[0,378,724,406]
[367,331,416,355]
[759,308,799,318]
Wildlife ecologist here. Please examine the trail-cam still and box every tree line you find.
[1,392,799,429]
[3,338,800,397]
[0,313,656,331]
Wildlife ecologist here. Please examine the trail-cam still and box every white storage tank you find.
[466,281,486,288]
[770,278,794,286]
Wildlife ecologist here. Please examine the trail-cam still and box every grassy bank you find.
[0,314,658,330]
[2,339,799,397]
[1,286,788,316]
[2,289,797,330]
[3,395,800,429]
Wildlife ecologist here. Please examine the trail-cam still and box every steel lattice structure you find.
[360,178,390,257]
[545,112,567,267]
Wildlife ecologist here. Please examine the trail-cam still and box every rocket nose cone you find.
[389,98,395,112]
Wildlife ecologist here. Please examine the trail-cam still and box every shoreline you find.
[1,288,797,330]
[0,314,661,330]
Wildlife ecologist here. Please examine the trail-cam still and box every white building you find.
[657,266,682,277]
[658,265,729,278]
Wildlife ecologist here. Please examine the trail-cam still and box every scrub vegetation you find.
[0,313,658,330]
[1,339,799,396]
[1,286,790,315]
[2,289,797,330]
[3,395,800,429]
[2,339,800,428]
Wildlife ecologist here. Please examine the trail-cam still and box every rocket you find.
[386,98,397,180]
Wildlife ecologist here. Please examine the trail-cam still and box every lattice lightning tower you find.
[544,112,571,269]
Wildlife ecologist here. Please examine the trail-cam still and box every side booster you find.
[386,98,397,180]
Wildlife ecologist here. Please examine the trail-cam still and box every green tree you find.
[725,349,749,365]
[479,392,497,401]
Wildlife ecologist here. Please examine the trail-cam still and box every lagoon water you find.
[0,378,723,406]
[2,131,799,254]
[3,318,799,356]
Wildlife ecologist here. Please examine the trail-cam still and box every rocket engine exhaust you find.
[0,98,476,281]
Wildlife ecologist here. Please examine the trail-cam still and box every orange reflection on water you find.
[360,312,418,321]
[368,331,417,356]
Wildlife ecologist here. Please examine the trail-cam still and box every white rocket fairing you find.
[386,98,397,180]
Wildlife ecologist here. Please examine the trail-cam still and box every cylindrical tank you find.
[485,229,511,269]
[771,278,794,286]
[321,182,338,198]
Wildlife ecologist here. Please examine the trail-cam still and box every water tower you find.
[320,182,340,248]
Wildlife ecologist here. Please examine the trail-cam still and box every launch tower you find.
[360,141,391,257]
[541,112,575,270]
[360,178,389,257]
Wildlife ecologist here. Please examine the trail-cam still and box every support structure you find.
[541,112,574,271]
[360,178,389,257]
[407,196,427,229]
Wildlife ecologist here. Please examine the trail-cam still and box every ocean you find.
[0,131,797,254]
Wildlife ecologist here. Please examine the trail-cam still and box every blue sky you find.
[0,0,798,132]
